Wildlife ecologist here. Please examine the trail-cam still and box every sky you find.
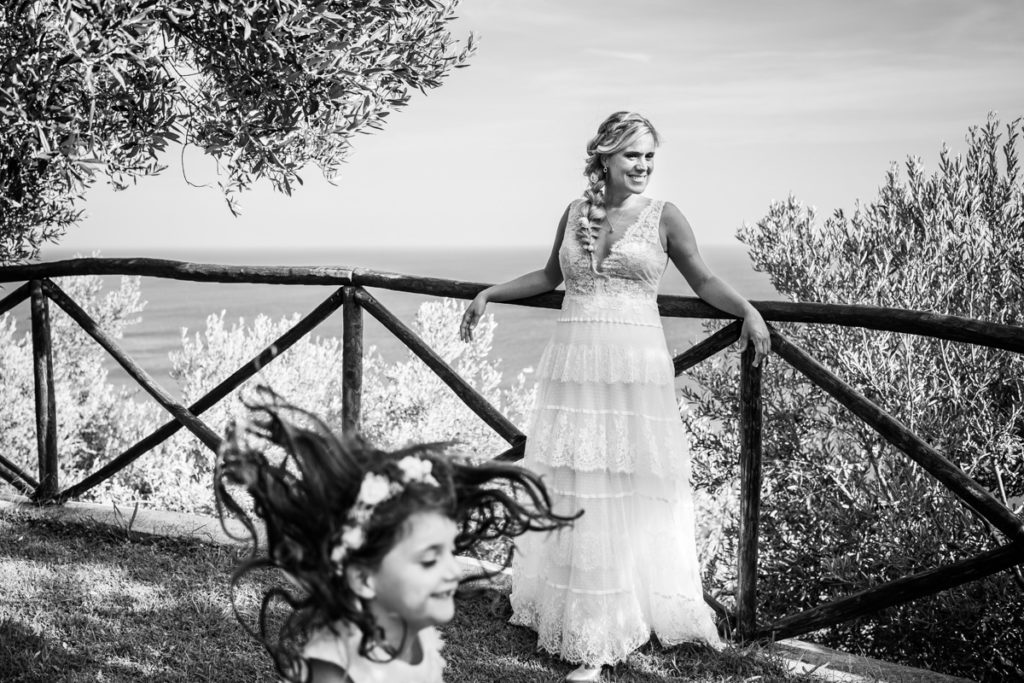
[54,0,1024,256]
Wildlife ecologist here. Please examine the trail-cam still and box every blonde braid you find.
[576,159,606,256]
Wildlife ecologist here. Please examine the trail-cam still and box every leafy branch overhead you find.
[0,0,475,261]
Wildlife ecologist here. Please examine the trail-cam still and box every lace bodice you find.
[558,198,667,327]
[560,198,667,300]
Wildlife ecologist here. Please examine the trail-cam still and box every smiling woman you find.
[459,110,770,681]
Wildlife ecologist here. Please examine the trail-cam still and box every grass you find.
[0,509,811,682]
[443,592,806,682]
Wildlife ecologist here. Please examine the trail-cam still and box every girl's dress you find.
[510,197,721,666]
[303,622,445,683]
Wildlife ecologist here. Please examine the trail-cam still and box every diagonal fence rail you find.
[0,257,1022,643]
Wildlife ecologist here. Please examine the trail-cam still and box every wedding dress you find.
[510,197,720,665]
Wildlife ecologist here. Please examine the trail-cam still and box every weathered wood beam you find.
[355,288,525,446]
[0,281,31,317]
[342,287,363,434]
[673,321,742,375]
[30,280,58,501]
[0,453,37,496]
[56,287,347,502]
[0,453,39,489]
[0,258,354,285]
[492,439,526,463]
[2,259,1020,353]
[759,541,1024,641]
[771,329,1024,542]
[736,343,765,641]
[659,298,1024,354]
[704,591,736,634]
[40,279,221,454]
[353,268,565,311]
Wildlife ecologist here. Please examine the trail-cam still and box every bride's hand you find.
[739,309,771,367]
[460,294,488,342]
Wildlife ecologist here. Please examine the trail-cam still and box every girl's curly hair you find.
[214,388,578,682]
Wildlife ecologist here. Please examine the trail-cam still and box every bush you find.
[682,115,1024,680]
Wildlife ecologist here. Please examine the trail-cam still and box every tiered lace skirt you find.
[510,294,720,665]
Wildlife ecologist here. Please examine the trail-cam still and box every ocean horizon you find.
[12,245,782,397]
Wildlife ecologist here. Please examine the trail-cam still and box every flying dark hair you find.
[214,388,578,682]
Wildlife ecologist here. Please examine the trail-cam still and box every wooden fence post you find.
[30,279,58,501]
[736,344,764,640]
[342,286,363,434]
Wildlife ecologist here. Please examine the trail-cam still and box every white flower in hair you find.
[357,473,394,507]
[396,455,439,486]
[328,456,440,574]
[339,526,365,554]
[330,540,348,567]
[330,524,365,574]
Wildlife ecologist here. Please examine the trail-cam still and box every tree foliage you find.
[0,0,474,262]
[683,115,1024,680]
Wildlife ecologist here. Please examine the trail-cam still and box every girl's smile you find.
[361,511,461,639]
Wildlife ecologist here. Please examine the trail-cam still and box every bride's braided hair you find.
[577,112,661,261]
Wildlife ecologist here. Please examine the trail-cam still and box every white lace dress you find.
[510,197,721,666]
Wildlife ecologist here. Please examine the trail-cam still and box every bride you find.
[459,111,770,681]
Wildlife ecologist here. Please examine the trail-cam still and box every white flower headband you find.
[329,455,440,573]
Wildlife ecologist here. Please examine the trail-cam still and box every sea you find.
[10,245,781,397]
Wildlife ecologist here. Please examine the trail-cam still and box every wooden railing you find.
[1,257,1023,643]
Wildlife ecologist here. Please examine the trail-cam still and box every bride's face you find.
[605,132,656,195]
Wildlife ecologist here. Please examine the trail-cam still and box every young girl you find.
[215,389,577,683]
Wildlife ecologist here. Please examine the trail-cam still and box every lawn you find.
[0,509,809,682]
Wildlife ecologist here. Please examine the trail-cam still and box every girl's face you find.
[364,511,461,632]
[605,131,656,195]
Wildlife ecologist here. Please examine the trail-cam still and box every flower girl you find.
[215,390,576,682]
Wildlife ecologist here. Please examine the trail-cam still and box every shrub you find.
[682,115,1024,680]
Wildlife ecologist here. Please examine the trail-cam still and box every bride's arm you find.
[459,204,569,342]
[662,201,770,366]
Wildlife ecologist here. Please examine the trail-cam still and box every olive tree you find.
[683,115,1024,680]
[0,0,473,262]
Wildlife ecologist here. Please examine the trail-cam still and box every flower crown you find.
[329,455,440,573]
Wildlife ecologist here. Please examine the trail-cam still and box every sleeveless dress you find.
[302,622,445,683]
[509,197,721,666]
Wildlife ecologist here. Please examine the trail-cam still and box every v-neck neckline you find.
[592,198,655,272]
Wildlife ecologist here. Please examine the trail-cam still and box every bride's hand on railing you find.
[460,293,488,342]
[739,309,771,367]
